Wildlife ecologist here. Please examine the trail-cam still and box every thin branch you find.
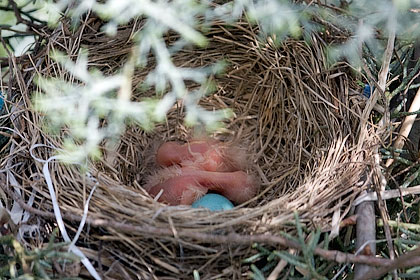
[354,200,376,278]
[2,182,420,269]
[378,219,420,232]
[0,5,46,25]
[355,170,377,279]
[386,87,420,167]
[375,18,397,275]
[360,247,420,280]
[0,25,35,35]
[355,8,397,279]
[376,184,397,279]
[7,0,44,29]
[353,184,420,206]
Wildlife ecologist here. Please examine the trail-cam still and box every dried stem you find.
[3,182,420,269]
[386,87,420,167]
[360,247,420,280]
[355,10,396,278]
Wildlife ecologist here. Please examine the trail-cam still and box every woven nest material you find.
[3,17,379,279]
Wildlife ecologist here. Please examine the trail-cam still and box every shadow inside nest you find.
[91,23,365,207]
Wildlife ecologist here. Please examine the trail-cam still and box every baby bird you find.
[145,138,259,205]
[146,166,259,205]
[156,139,246,172]
[147,173,208,205]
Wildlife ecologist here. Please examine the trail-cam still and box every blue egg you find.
[192,194,234,211]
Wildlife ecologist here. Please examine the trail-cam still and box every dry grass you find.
[1,16,383,279]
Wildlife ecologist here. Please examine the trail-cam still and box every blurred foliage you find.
[243,213,350,279]
[2,0,420,163]
[0,0,47,56]
[0,229,81,279]
[33,50,160,163]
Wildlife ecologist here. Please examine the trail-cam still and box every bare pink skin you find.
[147,175,208,205]
[156,140,244,172]
[181,169,259,204]
[147,167,259,205]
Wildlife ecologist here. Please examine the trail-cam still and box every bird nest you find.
[2,17,379,279]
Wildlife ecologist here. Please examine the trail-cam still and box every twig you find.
[354,200,376,279]
[392,109,420,118]
[0,5,46,25]
[353,184,420,206]
[377,219,420,232]
[355,11,396,278]
[0,184,420,268]
[386,87,420,167]
[0,25,35,35]
[376,182,397,280]
[267,259,288,280]
[7,0,43,29]
[2,182,417,268]
[354,168,377,279]
[359,246,420,280]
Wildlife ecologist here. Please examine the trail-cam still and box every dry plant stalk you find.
[386,87,420,167]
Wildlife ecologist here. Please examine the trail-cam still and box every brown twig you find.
[386,87,420,167]
[354,168,376,279]
[0,25,35,35]
[3,182,419,269]
[7,0,43,29]
[375,10,398,279]
[0,4,46,25]
[355,199,376,279]
[353,184,420,206]
[360,247,420,280]
[375,180,397,278]
[355,6,397,278]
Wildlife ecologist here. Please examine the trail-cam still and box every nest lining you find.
[2,18,379,278]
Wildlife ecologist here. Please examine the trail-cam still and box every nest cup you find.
[5,18,377,279]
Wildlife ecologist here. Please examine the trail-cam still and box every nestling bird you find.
[145,166,259,205]
[156,139,246,172]
[145,138,259,206]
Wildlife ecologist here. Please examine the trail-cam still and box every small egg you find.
[192,193,234,211]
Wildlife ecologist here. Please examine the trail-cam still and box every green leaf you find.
[250,264,265,280]
[273,251,308,269]
[308,229,322,253]
[242,252,266,264]
[0,10,17,26]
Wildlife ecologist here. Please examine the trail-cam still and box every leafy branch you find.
[0,228,80,279]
